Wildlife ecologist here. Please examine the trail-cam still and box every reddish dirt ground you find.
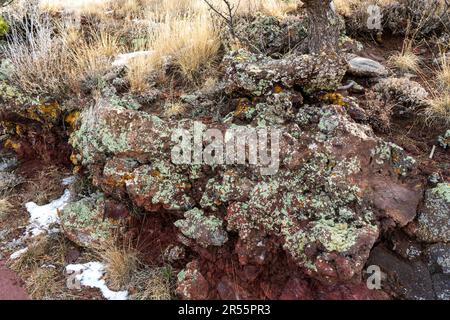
[0,260,29,300]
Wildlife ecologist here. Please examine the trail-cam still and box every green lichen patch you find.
[174,208,228,247]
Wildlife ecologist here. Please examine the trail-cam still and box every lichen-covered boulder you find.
[414,183,450,243]
[174,208,228,248]
[70,96,423,287]
[223,49,348,95]
[235,14,307,56]
[176,260,210,300]
[59,193,124,248]
[373,77,429,116]
[426,244,450,275]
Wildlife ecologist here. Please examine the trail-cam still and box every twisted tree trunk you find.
[303,0,341,54]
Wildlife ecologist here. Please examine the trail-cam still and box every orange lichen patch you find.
[70,153,79,166]
[273,84,283,94]
[320,93,347,107]
[65,111,81,129]
[15,124,24,136]
[102,173,135,190]
[26,101,60,125]
[4,139,21,153]
[234,98,254,117]
[150,169,161,178]
[394,168,402,175]
[73,166,81,174]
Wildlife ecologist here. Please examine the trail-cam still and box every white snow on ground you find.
[10,186,72,260]
[9,247,28,260]
[112,51,154,67]
[66,262,128,300]
[62,176,76,186]
[25,189,71,237]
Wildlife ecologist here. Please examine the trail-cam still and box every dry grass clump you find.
[22,166,66,205]
[388,50,421,73]
[99,242,140,290]
[2,2,121,97]
[126,11,220,91]
[425,52,450,124]
[130,267,174,300]
[426,93,450,124]
[26,267,60,299]
[163,102,186,118]
[10,237,51,272]
[0,197,14,220]
[437,54,450,88]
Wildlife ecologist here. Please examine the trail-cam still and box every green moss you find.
[0,16,9,38]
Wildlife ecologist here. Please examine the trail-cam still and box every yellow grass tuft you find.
[99,242,140,290]
[164,102,186,118]
[437,55,450,88]
[26,267,60,299]
[0,197,14,220]
[126,11,220,91]
[426,93,450,124]
[388,50,421,73]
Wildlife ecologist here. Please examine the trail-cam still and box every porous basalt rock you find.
[414,183,450,243]
[70,95,423,289]
[373,77,430,116]
[223,49,348,95]
[176,260,210,300]
[59,193,126,247]
[174,208,228,247]
[235,14,308,56]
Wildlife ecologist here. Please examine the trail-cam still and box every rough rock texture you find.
[174,208,228,248]
[414,183,450,243]
[0,81,72,165]
[373,77,430,116]
[235,14,308,56]
[223,49,348,95]
[69,84,424,297]
[368,245,435,300]
[176,260,210,300]
[59,193,128,247]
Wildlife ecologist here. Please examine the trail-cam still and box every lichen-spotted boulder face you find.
[414,183,450,243]
[223,49,348,96]
[59,193,126,247]
[174,208,228,248]
[235,14,308,56]
[373,77,429,116]
[176,260,210,300]
[70,95,423,289]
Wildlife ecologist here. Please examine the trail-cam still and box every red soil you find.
[0,260,29,300]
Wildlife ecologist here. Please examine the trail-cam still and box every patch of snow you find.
[112,51,154,67]
[25,189,71,237]
[62,176,76,186]
[10,247,28,260]
[66,262,128,300]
